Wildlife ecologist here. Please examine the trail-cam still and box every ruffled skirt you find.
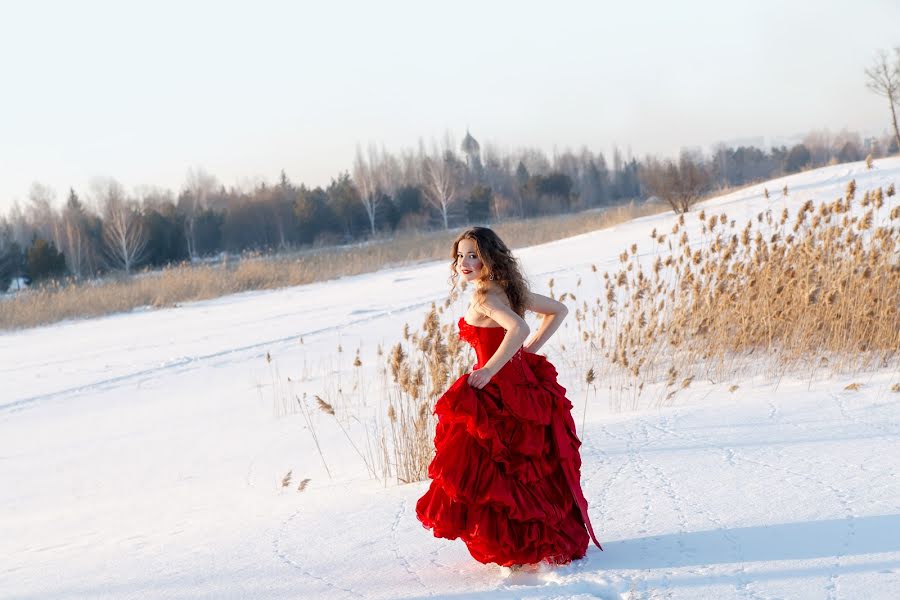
[415,351,601,566]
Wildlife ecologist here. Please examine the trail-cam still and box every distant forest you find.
[1,128,896,291]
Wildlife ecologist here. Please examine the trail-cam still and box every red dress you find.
[415,316,602,567]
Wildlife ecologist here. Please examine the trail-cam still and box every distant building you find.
[461,130,483,176]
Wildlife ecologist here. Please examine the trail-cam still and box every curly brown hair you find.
[449,227,531,317]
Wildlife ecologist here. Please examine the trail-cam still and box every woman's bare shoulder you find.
[467,287,515,325]
[485,286,512,308]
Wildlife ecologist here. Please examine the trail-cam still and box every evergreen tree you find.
[327,172,366,240]
[25,237,67,281]
[785,144,812,173]
[0,239,25,292]
[391,185,426,231]
[142,203,189,266]
[193,209,224,255]
[515,161,529,190]
[294,186,337,245]
[465,185,493,223]
[584,157,610,206]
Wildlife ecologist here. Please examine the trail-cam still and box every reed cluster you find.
[565,181,898,408]
[379,294,471,483]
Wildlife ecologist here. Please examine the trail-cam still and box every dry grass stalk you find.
[294,393,332,479]
[315,395,335,415]
[582,366,596,433]
[311,394,379,479]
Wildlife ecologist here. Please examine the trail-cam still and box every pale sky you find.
[1,0,899,214]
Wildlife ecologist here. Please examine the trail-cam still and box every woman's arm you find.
[466,293,530,389]
[522,291,568,354]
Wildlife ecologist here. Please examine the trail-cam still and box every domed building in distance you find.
[460,130,483,175]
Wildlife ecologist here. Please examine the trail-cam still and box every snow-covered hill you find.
[2,158,899,599]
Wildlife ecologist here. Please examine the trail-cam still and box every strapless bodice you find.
[457,316,526,371]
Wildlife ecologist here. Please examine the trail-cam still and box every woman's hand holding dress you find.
[466,365,495,389]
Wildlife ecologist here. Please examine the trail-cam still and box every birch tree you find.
[422,135,460,230]
[99,182,147,273]
[353,144,380,235]
[61,189,89,278]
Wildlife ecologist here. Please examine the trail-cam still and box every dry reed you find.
[379,298,470,484]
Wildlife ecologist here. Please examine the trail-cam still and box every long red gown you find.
[415,316,602,567]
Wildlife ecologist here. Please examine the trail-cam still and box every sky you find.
[1,0,899,215]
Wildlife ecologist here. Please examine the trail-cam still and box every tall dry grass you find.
[563,181,899,408]
[0,200,667,331]
[265,293,472,485]
[379,298,471,483]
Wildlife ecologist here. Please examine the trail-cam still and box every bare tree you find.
[421,135,461,230]
[866,48,900,155]
[517,147,552,176]
[61,189,90,278]
[802,129,835,166]
[99,181,147,273]
[261,175,297,250]
[377,145,403,195]
[6,201,31,248]
[351,143,403,236]
[182,167,218,259]
[353,144,380,235]
[399,148,421,185]
[63,219,87,277]
[640,151,711,214]
[26,182,60,248]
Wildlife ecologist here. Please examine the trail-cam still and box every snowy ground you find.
[2,158,899,599]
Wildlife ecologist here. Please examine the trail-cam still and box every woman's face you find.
[456,238,484,283]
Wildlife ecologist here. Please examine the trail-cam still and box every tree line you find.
[1,127,896,292]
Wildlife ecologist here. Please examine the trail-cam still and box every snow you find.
[2,158,899,599]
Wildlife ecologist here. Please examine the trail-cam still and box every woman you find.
[415,226,601,569]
